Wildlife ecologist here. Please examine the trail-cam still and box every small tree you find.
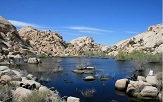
[116,50,126,61]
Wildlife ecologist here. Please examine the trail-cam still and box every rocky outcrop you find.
[0,65,71,102]
[0,16,36,65]
[65,36,110,56]
[18,26,67,56]
[109,24,163,55]
[115,75,161,101]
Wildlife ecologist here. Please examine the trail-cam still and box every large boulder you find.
[14,87,31,101]
[140,86,159,97]
[146,76,158,86]
[39,86,49,92]
[137,76,146,82]
[126,80,151,96]
[0,66,9,71]
[0,74,11,83]
[67,96,80,102]
[115,79,128,91]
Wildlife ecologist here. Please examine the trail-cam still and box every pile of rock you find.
[18,26,67,56]
[0,16,36,65]
[0,65,80,102]
[108,24,163,56]
[115,75,162,101]
[65,36,110,56]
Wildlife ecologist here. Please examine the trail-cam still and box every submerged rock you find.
[84,76,95,81]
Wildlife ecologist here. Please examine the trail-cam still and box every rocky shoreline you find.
[115,71,162,102]
[0,62,80,102]
[0,16,162,102]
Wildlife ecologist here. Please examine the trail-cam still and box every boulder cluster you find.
[0,16,36,65]
[65,36,110,56]
[18,26,67,56]
[0,65,61,102]
[1,16,162,57]
[115,75,162,101]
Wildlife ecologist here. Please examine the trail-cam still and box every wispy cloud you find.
[68,26,113,34]
[8,20,113,36]
[8,20,58,30]
[79,30,102,34]
[125,31,139,34]
[8,20,39,27]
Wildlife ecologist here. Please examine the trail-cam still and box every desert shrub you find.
[20,90,63,102]
[115,50,126,61]
[38,53,48,58]
[0,84,13,102]
[81,88,96,98]
[156,72,162,80]
[146,53,162,63]
[83,50,94,57]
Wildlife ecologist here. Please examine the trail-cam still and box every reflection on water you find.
[20,57,162,102]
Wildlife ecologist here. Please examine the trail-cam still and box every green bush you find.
[38,53,48,58]
[0,84,13,102]
[115,50,126,61]
[146,53,162,63]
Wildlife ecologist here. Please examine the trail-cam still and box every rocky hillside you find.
[65,36,110,56]
[1,16,161,57]
[18,26,110,57]
[0,16,34,63]
[18,26,67,56]
[108,24,163,56]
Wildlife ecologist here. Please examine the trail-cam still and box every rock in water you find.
[146,76,158,86]
[67,96,80,102]
[115,79,128,91]
[140,86,159,97]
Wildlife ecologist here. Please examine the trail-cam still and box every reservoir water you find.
[20,57,162,102]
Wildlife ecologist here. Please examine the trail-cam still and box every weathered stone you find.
[83,76,95,81]
[0,75,11,82]
[12,70,22,77]
[14,87,31,101]
[146,76,158,86]
[67,96,80,102]
[26,74,34,80]
[137,76,146,82]
[0,66,9,71]
[140,86,159,97]
[115,79,128,91]
[39,86,49,92]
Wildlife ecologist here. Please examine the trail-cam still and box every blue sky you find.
[0,0,162,46]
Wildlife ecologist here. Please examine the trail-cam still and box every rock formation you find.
[108,24,163,56]
[0,16,34,64]
[65,36,110,56]
[18,26,67,56]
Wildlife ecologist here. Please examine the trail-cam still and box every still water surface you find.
[20,57,162,102]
